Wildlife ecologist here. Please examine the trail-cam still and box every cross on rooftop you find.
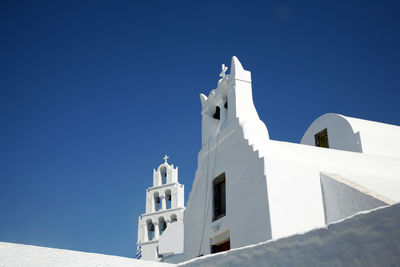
[163,155,169,163]
[220,64,228,78]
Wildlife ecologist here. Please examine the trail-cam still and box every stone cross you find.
[163,155,169,163]
[220,64,228,78]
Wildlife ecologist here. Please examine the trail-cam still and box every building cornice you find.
[147,182,183,192]
[140,207,185,218]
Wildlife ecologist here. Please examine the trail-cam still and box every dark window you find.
[315,128,329,148]
[224,101,228,109]
[211,239,230,254]
[213,173,226,221]
[213,106,220,120]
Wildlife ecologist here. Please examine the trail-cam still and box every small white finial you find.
[219,64,228,78]
[163,155,169,163]
[200,93,208,110]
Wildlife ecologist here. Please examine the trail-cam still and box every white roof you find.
[0,242,173,267]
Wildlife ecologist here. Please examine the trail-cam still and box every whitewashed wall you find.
[159,222,184,255]
[178,203,400,267]
[182,122,272,260]
[320,172,389,224]
[262,138,400,239]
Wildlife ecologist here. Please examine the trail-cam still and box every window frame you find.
[212,173,226,222]
[314,128,329,148]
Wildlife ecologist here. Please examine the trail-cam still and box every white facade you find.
[178,203,400,267]
[174,56,400,262]
[181,57,273,261]
[137,156,185,261]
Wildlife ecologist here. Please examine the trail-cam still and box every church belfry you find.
[137,156,185,261]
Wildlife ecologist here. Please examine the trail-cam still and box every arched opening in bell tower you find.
[160,166,167,184]
[170,214,177,223]
[165,189,172,209]
[146,219,154,241]
[154,192,161,211]
[158,217,167,235]
[213,106,221,120]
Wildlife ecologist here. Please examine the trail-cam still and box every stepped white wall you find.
[182,121,272,260]
[181,57,272,261]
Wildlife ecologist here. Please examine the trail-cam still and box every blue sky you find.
[1,0,399,258]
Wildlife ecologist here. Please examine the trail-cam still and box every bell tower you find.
[136,156,185,261]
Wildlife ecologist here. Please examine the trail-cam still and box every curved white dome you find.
[301,113,400,158]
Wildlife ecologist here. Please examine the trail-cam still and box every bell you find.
[213,106,221,120]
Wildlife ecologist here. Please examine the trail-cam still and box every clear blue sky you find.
[1,0,399,258]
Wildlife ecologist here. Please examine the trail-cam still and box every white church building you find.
[1,56,399,266]
[135,56,400,264]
